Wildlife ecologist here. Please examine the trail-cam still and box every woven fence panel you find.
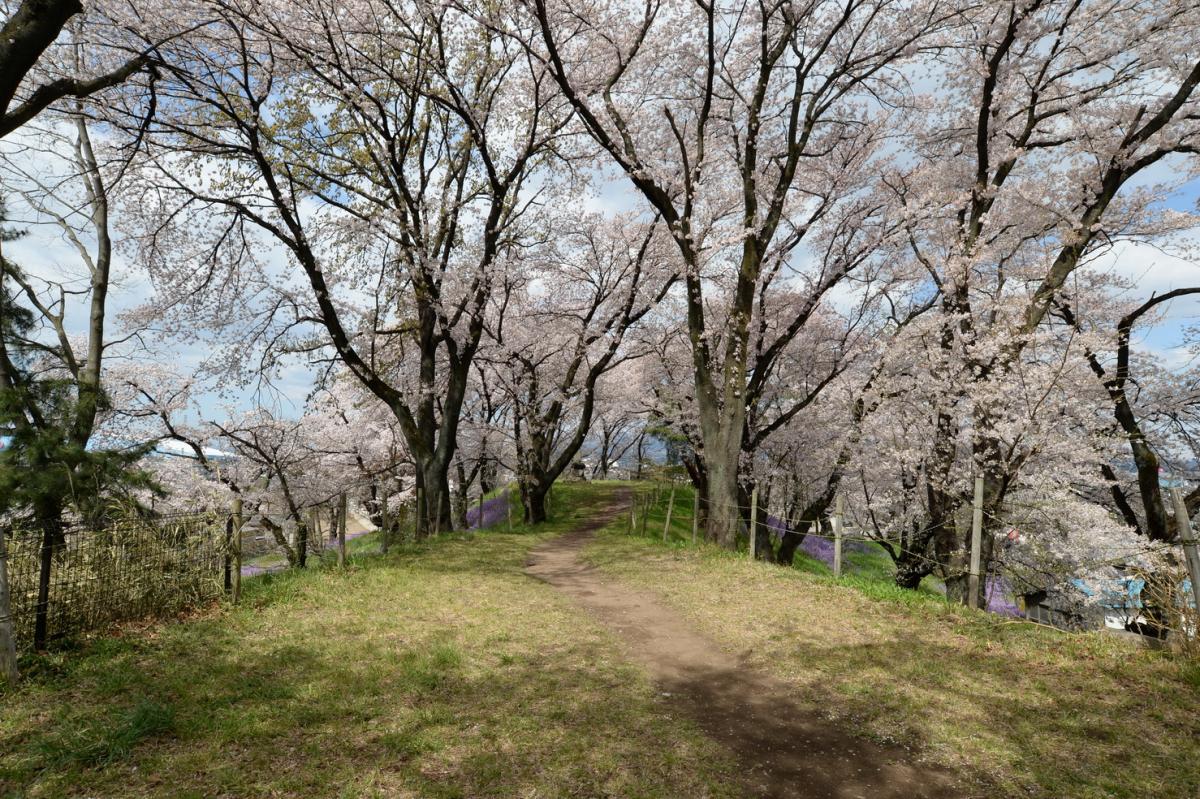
[4,513,227,653]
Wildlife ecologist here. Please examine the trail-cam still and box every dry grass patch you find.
[586,499,1200,799]
[0,482,738,799]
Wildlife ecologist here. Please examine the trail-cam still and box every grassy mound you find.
[588,483,1200,799]
[0,482,736,799]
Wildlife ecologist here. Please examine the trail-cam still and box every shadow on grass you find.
[585,521,1200,799]
[777,629,1196,799]
[2,480,737,799]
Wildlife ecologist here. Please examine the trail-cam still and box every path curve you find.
[524,490,962,799]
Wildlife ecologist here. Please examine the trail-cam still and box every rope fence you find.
[624,480,1198,641]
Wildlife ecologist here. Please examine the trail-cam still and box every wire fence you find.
[3,512,229,654]
[626,482,1198,643]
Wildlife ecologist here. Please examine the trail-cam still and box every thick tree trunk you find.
[415,460,453,538]
[522,480,549,525]
[704,446,741,548]
[894,558,932,590]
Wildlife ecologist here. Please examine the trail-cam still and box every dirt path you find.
[525,491,962,799]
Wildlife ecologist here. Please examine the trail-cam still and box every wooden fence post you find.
[380,488,390,554]
[223,513,233,595]
[640,493,650,536]
[969,476,984,610]
[629,495,636,535]
[507,491,513,531]
[663,484,676,543]
[337,493,347,568]
[0,526,18,683]
[415,486,423,539]
[749,486,759,560]
[692,490,700,545]
[232,497,243,605]
[832,494,843,578]
[1169,487,1200,619]
[397,502,409,545]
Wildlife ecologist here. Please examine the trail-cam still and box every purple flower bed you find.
[767,514,1023,617]
[467,490,512,529]
[766,514,873,568]
[985,575,1022,616]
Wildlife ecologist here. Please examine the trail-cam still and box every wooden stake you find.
[0,523,19,683]
[749,486,759,560]
[507,491,513,531]
[832,494,844,578]
[337,492,347,568]
[969,476,984,610]
[663,484,676,543]
[692,490,700,545]
[1169,487,1200,619]
[415,486,423,538]
[629,495,636,535]
[380,488,390,554]
[232,497,243,604]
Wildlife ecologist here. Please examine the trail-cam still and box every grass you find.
[0,481,738,799]
[586,484,1200,799]
[9,479,1196,799]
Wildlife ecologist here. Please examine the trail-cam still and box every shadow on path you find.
[524,489,963,799]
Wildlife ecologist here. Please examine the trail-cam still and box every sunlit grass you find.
[585,487,1200,799]
[0,481,737,799]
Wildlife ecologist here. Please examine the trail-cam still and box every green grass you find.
[583,487,1200,799]
[9,479,1195,799]
[0,481,738,799]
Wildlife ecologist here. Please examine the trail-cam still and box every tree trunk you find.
[452,459,469,531]
[0,526,18,681]
[705,448,741,548]
[296,519,308,568]
[32,498,62,651]
[522,481,549,525]
[776,522,814,567]
[416,461,453,538]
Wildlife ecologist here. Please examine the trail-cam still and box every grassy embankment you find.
[6,479,1197,799]
[592,481,1200,799]
[0,482,737,799]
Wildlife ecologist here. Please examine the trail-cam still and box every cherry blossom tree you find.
[128,0,573,536]
[889,0,1200,604]
[524,0,954,548]
[0,0,159,139]
[482,215,674,522]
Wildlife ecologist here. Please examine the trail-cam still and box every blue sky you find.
[4,147,1199,423]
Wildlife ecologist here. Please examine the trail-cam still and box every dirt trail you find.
[524,491,962,799]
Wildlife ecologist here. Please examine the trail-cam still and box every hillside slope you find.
[586,484,1200,799]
